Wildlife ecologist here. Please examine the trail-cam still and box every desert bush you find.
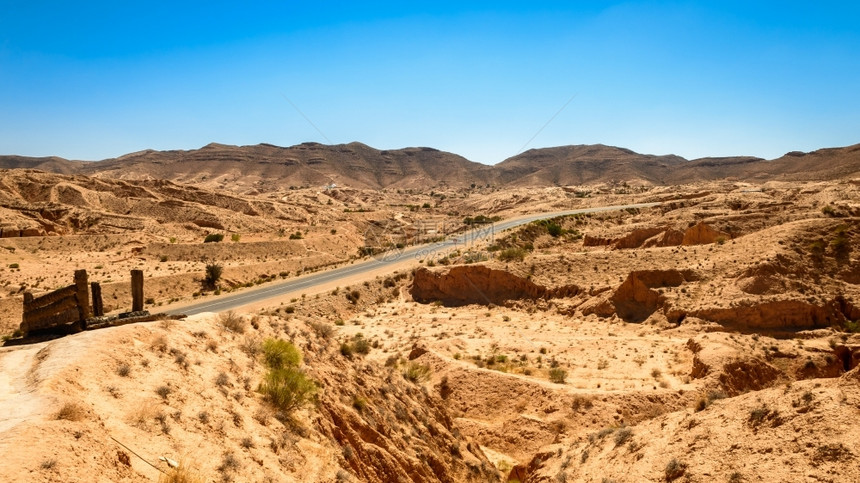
[498,247,527,262]
[262,338,302,369]
[203,263,223,288]
[258,366,317,413]
[159,462,205,483]
[308,321,334,339]
[238,335,261,357]
[117,363,131,377]
[156,385,172,400]
[831,234,851,258]
[215,372,229,386]
[614,426,633,446]
[664,458,687,481]
[402,362,431,383]
[352,335,371,355]
[230,233,241,242]
[217,452,241,473]
[288,231,303,240]
[8,263,19,269]
[549,368,567,384]
[204,233,224,243]
[129,401,160,430]
[218,311,246,333]
[546,222,563,237]
[55,402,86,421]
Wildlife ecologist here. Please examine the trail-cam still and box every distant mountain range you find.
[2,141,859,190]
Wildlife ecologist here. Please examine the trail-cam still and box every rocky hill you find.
[3,141,859,191]
[79,142,493,192]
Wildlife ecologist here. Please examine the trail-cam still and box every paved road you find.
[167,201,660,316]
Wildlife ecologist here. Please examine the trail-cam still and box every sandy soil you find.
[1,177,860,482]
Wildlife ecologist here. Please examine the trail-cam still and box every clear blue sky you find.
[1,1,858,164]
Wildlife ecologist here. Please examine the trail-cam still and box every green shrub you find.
[259,366,316,413]
[8,263,19,269]
[289,231,303,240]
[262,339,302,369]
[546,222,563,237]
[230,233,241,242]
[204,263,223,288]
[204,233,224,243]
[402,362,431,383]
[352,336,371,355]
[831,235,850,257]
[498,247,527,262]
[549,368,567,384]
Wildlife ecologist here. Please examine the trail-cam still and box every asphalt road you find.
[167,201,660,316]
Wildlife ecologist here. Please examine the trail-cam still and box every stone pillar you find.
[131,269,144,312]
[91,282,104,317]
[74,269,91,320]
[22,292,33,330]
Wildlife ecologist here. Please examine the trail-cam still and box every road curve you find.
[167,202,660,316]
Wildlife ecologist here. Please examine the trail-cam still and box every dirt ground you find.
[2,177,860,482]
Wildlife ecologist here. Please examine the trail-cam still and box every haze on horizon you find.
[1,1,859,166]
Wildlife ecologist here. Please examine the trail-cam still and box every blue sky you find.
[1,1,859,164]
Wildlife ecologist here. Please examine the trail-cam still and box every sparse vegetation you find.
[203,233,224,243]
[203,262,223,288]
[402,362,431,383]
[262,338,302,369]
[218,311,246,333]
[664,458,687,481]
[159,462,205,483]
[55,402,86,421]
[549,368,567,384]
[258,339,316,414]
[498,247,528,262]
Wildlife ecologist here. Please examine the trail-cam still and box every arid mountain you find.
[80,142,494,192]
[0,155,82,174]
[493,144,693,186]
[1,141,859,191]
[495,143,860,186]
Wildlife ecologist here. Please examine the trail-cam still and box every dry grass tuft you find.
[128,400,161,430]
[219,311,247,334]
[55,402,87,421]
[158,462,205,483]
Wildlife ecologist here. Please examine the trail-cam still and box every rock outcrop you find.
[583,269,697,322]
[410,266,580,306]
[583,222,727,250]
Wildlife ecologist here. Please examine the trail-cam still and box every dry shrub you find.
[151,335,169,352]
[158,462,205,483]
[219,311,246,334]
[308,320,334,339]
[55,402,86,421]
[128,400,161,430]
[239,335,262,357]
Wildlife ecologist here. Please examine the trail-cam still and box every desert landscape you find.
[0,140,858,482]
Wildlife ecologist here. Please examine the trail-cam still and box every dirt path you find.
[0,344,46,434]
